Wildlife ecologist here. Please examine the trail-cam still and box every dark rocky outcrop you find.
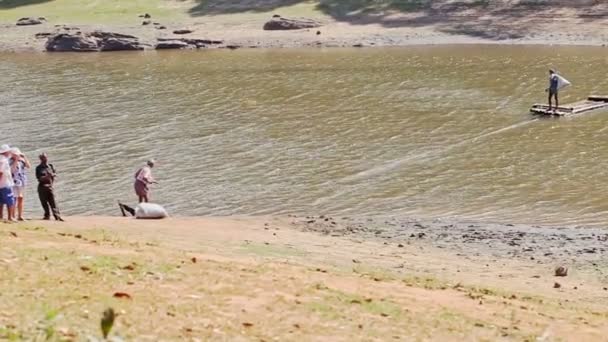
[263,17,321,30]
[45,33,99,52]
[46,31,143,52]
[139,13,151,18]
[156,37,223,49]
[16,17,46,26]
[142,20,151,26]
[99,37,143,51]
[173,29,194,35]
[155,40,191,50]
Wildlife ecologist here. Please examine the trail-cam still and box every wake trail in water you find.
[340,117,540,184]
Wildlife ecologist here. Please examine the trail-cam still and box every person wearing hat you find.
[9,147,31,221]
[0,144,16,222]
[35,153,63,221]
[134,159,157,203]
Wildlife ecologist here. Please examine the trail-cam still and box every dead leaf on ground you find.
[191,257,197,263]
[9,232,17,237]
[80,266,91,272]
[122,264,135,271]
[113,292,132,299]
[350,299,362,304]
[242,322,254,328]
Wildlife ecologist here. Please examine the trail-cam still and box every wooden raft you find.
[530,95,608,116]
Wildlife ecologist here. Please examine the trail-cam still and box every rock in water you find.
[263,17,321,30]
[142,20,151,26]
[16,17,46,26]
[555,266,568,277]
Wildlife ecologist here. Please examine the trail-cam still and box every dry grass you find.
[1,219,607,341]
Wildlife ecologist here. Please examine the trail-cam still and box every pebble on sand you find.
[555,266,568,277]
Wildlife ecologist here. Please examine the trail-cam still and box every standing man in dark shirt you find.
[36,153,64,221]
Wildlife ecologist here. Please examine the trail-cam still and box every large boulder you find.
[263,17,321,30]
[16,17,46,26]
[45,33,99,52]
[45,31,144,52]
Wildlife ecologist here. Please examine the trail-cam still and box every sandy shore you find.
[2,1,608,52]
[1,215,607,340]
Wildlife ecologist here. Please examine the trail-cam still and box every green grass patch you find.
[0,0,190,24]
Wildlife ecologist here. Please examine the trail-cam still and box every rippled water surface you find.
[2,46,608,225]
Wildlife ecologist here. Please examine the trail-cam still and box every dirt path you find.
[1,216,607,340]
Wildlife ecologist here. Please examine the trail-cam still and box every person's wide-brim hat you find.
[0,144,10,154]
[10,147,21,155]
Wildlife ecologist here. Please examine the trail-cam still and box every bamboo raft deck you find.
[530,95,608,116]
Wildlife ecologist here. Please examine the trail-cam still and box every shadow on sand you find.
[0,0,53,9]
[187,0,304,16]
[186,0,608,41]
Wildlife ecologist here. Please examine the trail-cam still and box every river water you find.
[1,46,608,225]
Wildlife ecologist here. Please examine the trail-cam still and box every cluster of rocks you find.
[263,15,322,31]
[45,31,144,52]
[138,13,167,30]
[16,17,46,26]
[22,12,326,52]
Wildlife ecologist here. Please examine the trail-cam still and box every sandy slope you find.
[1,1,608,52]
[1,216,607,340]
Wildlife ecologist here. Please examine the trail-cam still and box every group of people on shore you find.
[0,144,63,222]
[0,143,158,222]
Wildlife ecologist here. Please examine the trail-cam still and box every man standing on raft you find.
[546,69,559,113]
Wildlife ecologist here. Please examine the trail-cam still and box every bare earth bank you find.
[2,3,608,52]
[1,215,607,340]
